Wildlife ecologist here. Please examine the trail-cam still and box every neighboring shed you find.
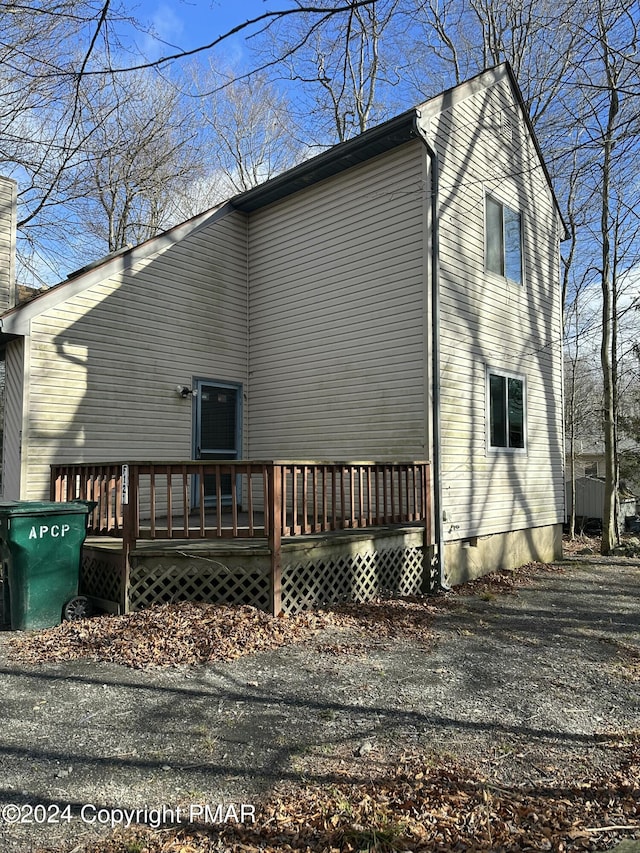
[566,476,637,532]
[567,436,640,495]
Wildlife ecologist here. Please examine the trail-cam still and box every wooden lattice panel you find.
[281,545,425,614]
[81,549,123,606]
[129,560,271,612]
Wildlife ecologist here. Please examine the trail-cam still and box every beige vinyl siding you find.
[248,142,427,461]
[0,176,16,312]
[426,74,564,540]
[2,337,26,498]
[23,211,248,499]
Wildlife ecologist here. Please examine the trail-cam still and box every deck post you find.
[50,466,59,501]
[268,463,283,616]
[121,463,137,614]
[421,462,435,593]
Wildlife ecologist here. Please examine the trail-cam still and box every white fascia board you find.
[415,64,510,131]
[1,202,233,336]
[414,63,567,237]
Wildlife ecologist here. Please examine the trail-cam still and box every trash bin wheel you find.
[63,595,91,622]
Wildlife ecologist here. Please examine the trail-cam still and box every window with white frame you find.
[485,195,523,285]
[488,371,526,450]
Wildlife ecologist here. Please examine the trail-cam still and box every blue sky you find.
[129,0,281,62]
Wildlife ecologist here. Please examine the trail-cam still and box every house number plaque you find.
[121,464,129,505]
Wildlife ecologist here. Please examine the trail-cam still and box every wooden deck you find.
[83,523,428,615]
[53,460,432,615]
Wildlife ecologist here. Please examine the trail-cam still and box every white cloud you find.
[138,3,186,59]
[151,4,185,44]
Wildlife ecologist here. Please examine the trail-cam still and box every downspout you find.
[414,116,448,591]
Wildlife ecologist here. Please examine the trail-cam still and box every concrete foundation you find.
[443,523,563,587]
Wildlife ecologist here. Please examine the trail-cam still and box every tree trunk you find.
[599,24,619,556]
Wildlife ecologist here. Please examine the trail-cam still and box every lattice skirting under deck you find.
[281,543,426,614]
[128,556,271,612]
[84,527,428,615]
[81,547,124,609]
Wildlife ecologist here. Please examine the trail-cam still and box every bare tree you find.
[402,0,586,123]
[562,147,594,538]
[618,345,640,491]
[0,2,134,275]
[0,2,381,282]
[261,0,401,144]
[72,69,202,253]
[194,67,301,194]
[577,0,640,553]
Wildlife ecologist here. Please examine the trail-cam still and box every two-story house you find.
[0,64,566,613]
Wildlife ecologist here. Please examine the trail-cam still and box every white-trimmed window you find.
[486,195,523,285]
[488,370,526,450]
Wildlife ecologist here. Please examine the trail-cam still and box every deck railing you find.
[51,460,431,613]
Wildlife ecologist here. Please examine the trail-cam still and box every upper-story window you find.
[486,195,523,285]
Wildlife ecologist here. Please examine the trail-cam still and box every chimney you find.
[0,176,17,313]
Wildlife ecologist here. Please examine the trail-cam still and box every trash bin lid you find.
[0,500,96,517]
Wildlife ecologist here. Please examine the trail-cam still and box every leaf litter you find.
[7,594,448,670]
[7,563,557,670]
[32,743,640,853]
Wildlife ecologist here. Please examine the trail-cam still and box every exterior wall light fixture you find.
[176,385,197,398]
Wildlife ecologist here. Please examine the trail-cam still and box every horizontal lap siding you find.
[2,338,25,499]
[25,212,248,499]
[248,143,427,461]
[430,78,564,539]
[0,176,16,312]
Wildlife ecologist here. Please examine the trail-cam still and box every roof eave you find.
[0,201,236,333]
[230,110,419,213]
[502,64,569,240]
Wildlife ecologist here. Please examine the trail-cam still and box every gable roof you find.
[0,62,564,338]
[231,63,565,234]
[0,201,234,336]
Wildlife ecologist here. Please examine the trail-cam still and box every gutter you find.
[413,116,448,592]
[232,110,417,213]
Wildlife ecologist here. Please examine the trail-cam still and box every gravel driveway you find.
[0,553,638,852]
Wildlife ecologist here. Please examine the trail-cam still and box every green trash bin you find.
[0,501,95,631]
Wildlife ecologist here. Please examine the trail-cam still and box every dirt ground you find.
[0,548,638,852]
